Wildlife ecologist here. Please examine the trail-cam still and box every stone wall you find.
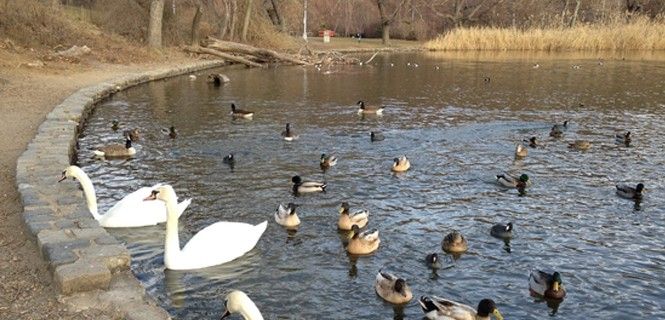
[15,60,226,319]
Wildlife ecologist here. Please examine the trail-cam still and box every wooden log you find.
[205,37,311,66]
[184,46,265,68]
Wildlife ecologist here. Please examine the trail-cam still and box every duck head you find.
[551,272,563,292]
[419,296,438,313]
[357,100,365,108]
[394,278,408,297]
[635,183,645,193]
[291,175,302,185]
[477,299,503,320]
[426,253,438,264]
[339,202,350,214]
[350,224,360,239]
[505,222,513,232]
[519,174,529,183]
[286,203,298,215]
[231,103,237,111]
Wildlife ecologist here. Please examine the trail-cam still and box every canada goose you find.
[93,138,136,158]
[370,131,385,142]
[616,183,644,200]
[320,153,338,169]
[375,270,413,304]
[281,123,299,141]
[230,103,254,119]
[568,140,591,150]
[529,270,566,300]
[442,230,468,253]
[490,222,513,240]
[357,101,384,115]
[425,253,441,269]
[123,128,140,141]
[291,175,326,194]
[515,143,528,158]
[274,203,300,229]
[391,156,410,172]
[208,73,230,86]
[419,296,503,320]
[347,224,380,255]
[220,290,263,320]
[337,202,369,230]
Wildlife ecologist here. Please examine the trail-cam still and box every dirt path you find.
[0,58,203,319]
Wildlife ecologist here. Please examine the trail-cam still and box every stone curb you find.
[16,60,227,319]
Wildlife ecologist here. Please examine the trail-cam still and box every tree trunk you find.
[270,0,285,31]
[381,23,390,44]
[561,0,570,27]
[220,0,230,39]
[148,0,165,48]
[302,0,308,41]
[191,4,203,46]
[229,0,238,40]
[241,0,253,42]
[569,0,581,27]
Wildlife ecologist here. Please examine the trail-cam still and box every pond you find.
[77,52,665,319]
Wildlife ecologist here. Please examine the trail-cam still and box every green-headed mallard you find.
[357,100,384,115]
[496,173,531,188]
[419,296,503,320]
[370,131,385,142]
[391,155,411,172]
[490,222,513,240]
[515,143,528,158]
[347,224,380,255]
[274,203,300,229]
[291,175,326,194]
[442,230,468,253]
[615,131,631,146]
[337,202,368,230]
[230,103,254,119]
[220,290,263,320]
[93,138,136,158]
[529,270,566,300]
[320,153,338,169]
[568,140,591,150]
[616,183,644,200]
[375,270,413,304]
[281,123,299,141]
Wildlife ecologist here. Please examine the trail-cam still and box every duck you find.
[337,202,369,230]
[616,183,644,200]
[168,126,177,139]
[529,270,566,300]
[291,175,326,193]
[281,123,299,141]
[144,185,267,270]
[375,270,413,304]
[111,120,120,131]
[496,173,531,188]
[419,296,503,320]
[208,73,230,86]
[320,153,338,169]
[230,103,254,119]
[220,290,263,320]
[223,153,235,166]
[188,74,197,80]
[93,138,136,158]
[123,128,140,141]
[515,143,528,158]
[568,140,591,150]
[370,131,385,142]
[357,100,384,115]
[58,166,191,228]
[549,125,563,138]
[532,63,540,69]
[615,131,631,146]
[523,136,538,148]
[391,155,411,172]
[347,224,380,255]
[441,230,468,253]
[425,253,441,269]
[490,222,513,240]
[274,203,300,229]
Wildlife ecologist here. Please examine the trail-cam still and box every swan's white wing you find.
[179,221,268,269]
[102,184,187,228]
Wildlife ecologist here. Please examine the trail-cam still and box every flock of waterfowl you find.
[60,70,648,320]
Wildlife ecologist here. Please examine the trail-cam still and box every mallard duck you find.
[223,153,235,165]
[161,126,177,139]
[230,103,254,119]
[549,125,563,138]
[568,140,591,150]
[357,101,384,115]
[375,270,413,304]
[490,222,513,240]
[111,120,119,131]
[220,290,263,320]
[337,202,368,230]
[524,136,538,148]
[320,153,338,169]
[425,253,441,269]
[616,183,644,200]
[274,203,300,229]
[615,131,631,146]
[496,173,531,188]
[419,296,503,320]
[441,230,468,253]
[93,138,136,158]
[529,270,566,300]
[370,131,385,142]
[123,128,140,141]
[347,224,380,255]
[208,73,230,86]
[391,156,410,172]
[281,123,299,141]
[515,143,528,158]
[291,175,326,193]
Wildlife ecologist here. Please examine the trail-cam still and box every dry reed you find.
[424,17,665,51]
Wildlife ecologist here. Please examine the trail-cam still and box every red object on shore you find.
[318,30,335,37]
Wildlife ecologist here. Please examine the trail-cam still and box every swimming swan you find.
[220,290,264,320]
[144,185,268,270]
[58,166,191,228]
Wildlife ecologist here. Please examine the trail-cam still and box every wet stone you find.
[55,259,111,294]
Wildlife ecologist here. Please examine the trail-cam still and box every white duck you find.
[144,185,267,270]
[419,296,503,320]
[58,166,191,228]
[221,290,264,320]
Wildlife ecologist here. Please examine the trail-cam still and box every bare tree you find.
[148,0,165,48]
[241,0,254,42]
[377,0,407,44]
[229,0,238,40]
[264,0,285,31]
[191,3,203,46]
[569,0,581,27]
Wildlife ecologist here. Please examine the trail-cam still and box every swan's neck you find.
[72,168,101,221]
[164,197,181,267]
[240,302,264,320]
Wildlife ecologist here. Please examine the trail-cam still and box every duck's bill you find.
[143,190,158,201]
[493,309,504,320]
[220,309,231,319]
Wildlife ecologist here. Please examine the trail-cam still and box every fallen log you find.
[184,46,265,68]
[205,37,310,66]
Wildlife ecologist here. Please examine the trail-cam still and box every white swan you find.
[59,166,191,228]
[144,185,268,270]
[221,290,264,320]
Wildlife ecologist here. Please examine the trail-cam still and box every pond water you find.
[77,52,665,319]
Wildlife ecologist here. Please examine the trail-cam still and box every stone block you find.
[42,240,88,269]
[79,244,130,273]
[55,259,111,294]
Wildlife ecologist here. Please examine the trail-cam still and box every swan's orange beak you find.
[143,190,158,201]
